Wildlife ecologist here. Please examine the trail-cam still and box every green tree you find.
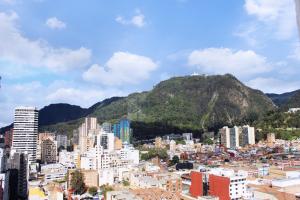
[88,186,98,196]
[100,184,113,199]
[169,155,180,166]
[122,180,130,186]
[70,170,85,195]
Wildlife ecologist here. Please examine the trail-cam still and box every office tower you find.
[112,123,120,139]
[220,125,255,148]
[41,138,57,164]
[78,117,99,154]
[6,151,28,200]
[239,125,255,147]
[113,118,132,144]
[4,169,18,200]
[99,132,114,152]
[220,126,230,148]
[72,129,79,145]
[37,132,55,160]
[102,122,112,133]
[12,107,38,164]
[182,133,193,141]
[56,134,68,149]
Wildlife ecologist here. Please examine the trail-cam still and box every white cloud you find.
[246,77,300,93]
[46,87,125,106]
[0,11,91,72]
[237,0,296,43]
[188,48,272,78]
[0,80,127,126]
[83,52,158,86]
[45,17,66,29]
[115,9,146,28]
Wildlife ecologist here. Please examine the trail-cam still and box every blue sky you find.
[0,0,300,126]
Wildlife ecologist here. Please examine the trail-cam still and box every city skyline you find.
[0,0,300,126]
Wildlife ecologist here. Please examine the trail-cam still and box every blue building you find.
[113,118,132,144]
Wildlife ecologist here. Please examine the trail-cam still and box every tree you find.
[88,186,98,196]
[70,170,85,195]
[169,155,180,166]
[100,184,113,199]
[122,180,130,186]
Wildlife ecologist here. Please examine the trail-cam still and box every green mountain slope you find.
[41,74,275,139]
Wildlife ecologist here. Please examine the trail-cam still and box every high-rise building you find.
[56,134,68,149]
[5,151,29,200]
[112,123,120,139]
[183,133,193,141]
[220,125,255,148]
[12,107,38,164]
[102,122,112,133]
[239,125,255,147]
[98,132,114,152]
[113,118,132,144]
[78,117,99,154]
[41,138,57,164]
[37,132,55,160]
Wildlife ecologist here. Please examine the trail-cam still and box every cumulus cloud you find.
[188,48,272,78]
[0,80,127,126]
[45,17,66,29]
[83,52,157,86]
[246,77,300,93]
[115,9,146,28]
[237,0,296,44]
[0,11,91,72]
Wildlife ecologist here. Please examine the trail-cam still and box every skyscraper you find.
[5,151,29,200]
[78,117,99,154]
[41,138,57,164]
[102,122,112,133]
[12,107,38,164]
[113,118,132,144]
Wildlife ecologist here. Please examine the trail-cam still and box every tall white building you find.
[12,107,38,164]
[220,125,255,148]
[78,117,99,154]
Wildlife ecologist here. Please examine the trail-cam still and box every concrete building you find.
[58,150,76,168]
[102,122,112,133]
[5,151,29,200]
[37,132,55,160]
[12,107,38,164]
[220,125,255,148]
[41,163,68,183]
[155,137,163,148]
[41,138,57,164]
[82,170,99,187]
[56,134,68,149]
[118,146,139,165]
[78,117,99,154]
[99,132,115,152]
[114,137,122,150]
[183,133,193,141]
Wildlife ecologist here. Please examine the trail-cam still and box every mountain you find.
[38,74,275,139]
[266,90,300,109]
[0,97,123,134]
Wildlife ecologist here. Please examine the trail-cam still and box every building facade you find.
[12,107,38,164]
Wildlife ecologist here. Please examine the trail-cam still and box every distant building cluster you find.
[1,106,300,200]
